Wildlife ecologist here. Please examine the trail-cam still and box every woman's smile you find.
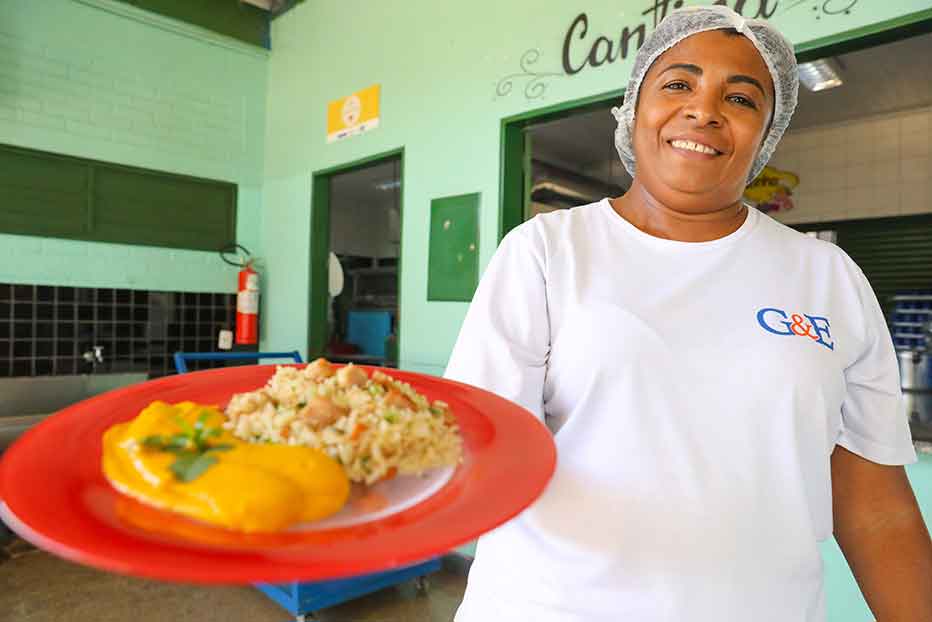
[665,136,726,158]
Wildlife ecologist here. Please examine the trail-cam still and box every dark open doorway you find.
[308,149,403,366]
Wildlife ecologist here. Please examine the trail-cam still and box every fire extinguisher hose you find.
[220,243,252,268]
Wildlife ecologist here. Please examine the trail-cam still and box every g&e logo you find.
[756,308,834,351]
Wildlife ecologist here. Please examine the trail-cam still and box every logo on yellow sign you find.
[327,84,380,143]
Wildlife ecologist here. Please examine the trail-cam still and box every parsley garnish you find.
[140,411,233,483]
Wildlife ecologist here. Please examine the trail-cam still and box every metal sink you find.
[0,373,148,452]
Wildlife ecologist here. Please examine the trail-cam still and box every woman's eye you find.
[727,94,757,109]
[663,81,689,91]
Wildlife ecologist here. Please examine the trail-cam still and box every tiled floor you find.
[1,539,468,622]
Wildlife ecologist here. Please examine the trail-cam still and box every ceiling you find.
[792,32,932,128]
[531,30,932,193]
[111,0,306,48]
[530,107,628,190]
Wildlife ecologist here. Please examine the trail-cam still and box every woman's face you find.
[631,30,774,211]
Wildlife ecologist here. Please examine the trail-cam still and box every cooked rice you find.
[224,361,463,485]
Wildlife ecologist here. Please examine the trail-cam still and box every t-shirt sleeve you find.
[443,226,549,420]
[835,262,917,465]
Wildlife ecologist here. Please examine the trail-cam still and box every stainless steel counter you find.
[0,373,147,451]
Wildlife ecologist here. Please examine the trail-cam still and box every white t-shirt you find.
[444,199,917,622]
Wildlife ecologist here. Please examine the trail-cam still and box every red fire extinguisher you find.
[236,261,259,345]
[222,244,259,345]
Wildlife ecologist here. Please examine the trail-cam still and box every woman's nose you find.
[683,89,723,127]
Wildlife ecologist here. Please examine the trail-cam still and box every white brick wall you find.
[0,30,243,164]
[0,0,266,293]
[770,106,932,225]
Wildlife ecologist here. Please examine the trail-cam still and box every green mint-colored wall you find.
[0,0,268,293]
[261,0,932,373]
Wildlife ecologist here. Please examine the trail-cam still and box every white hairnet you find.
[612,5,798,183]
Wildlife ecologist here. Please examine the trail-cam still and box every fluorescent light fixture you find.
[798,59,843,92]
[375,180,401,191]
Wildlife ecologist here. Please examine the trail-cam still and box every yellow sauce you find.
[101,401,350,533]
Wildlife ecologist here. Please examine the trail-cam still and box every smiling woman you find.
[625,30,774,219]
[444,5,930,622]
[608,5,799,242]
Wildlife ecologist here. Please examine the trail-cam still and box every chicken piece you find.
[298,393,349,430]
[336,364,368,389]
[304,358,335,381]
[384,389,415,412]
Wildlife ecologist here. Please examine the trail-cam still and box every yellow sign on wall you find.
[744,165,800,215]
[327,84,380,143]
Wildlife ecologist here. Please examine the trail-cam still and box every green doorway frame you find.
[498,89,623,241]
[307,148,405,359]
[497,9,932,242]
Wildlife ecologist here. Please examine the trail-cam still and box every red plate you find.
[0,365,555,584]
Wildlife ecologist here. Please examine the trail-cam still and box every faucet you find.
[82,346,104,368]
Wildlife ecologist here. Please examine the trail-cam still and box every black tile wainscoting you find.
[0,284,256,378]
